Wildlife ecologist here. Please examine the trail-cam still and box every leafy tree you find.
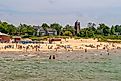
[87,22,96,29]
[114,25,121,35]
[0,22,9,33]
[7,24,17,35]
[63,25,75,35]
[63,31,72,36]
[78,28,95,38]
[77,29,85,37]
[41,23,49,30]
[0,21,17,35]
[50,23,62,35]
[17,24,35,36]
[97,24,110,36]
[0,23,6,33]
[110,26,115,35]
[17,24,27,35]
[87,22,97,34]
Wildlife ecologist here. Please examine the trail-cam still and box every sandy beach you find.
[0,38,121,52]
[0,38,121,61]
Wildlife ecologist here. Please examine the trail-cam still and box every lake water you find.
[0,49,121,81]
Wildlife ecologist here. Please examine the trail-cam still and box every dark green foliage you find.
[41,23,49,30]
[1,21,121,41]
[77,28,95,38]
[62,25,75,35]
[50,23,62,35]
[63,31,73,36]
[0,21,36,36]
[0,22,17,35]
[76,23,121,42]
[110,26,115,35]
[97,23,110,36]
[17,24,36,36]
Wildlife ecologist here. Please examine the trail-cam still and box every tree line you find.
[77,23,121,38]
[0,21,121,39]
[0,21,75,37]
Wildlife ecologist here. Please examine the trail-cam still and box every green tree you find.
[0,22,9,33]
[17,24,35,36]
[18,24,27,35]
[63,31,72,36]
[114,25,121,35]
[63,25,75,35]
[110,26,115,35]
[87,22,96,34]
[50,23,62,35]
[26,25,35,35]
[41,23,49,30]
[0,21,17,35]
[97,24,110,36]
[7,24,17,35]
[0,23,6,33]
[78,28,95,38]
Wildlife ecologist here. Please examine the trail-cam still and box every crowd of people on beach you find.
[0,39,121,55]
[0,42,120,52]
[0,43,73,52]
[0,40,121,60]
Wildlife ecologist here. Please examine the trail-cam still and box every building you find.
[74,20,80,35]
[12,36,21,43]
[45,28,57,36]
[33,25,41,30]
[33,26,57,36]
[49,38,61,44]
[0,32,11,43]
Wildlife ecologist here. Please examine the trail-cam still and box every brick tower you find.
[74,20,80,35]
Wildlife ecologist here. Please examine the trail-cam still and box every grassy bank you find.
[21,35,121,43]
[96,35,121,43]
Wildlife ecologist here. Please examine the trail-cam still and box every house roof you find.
[12,36,21,38]
[46,28,56,32]
[38,27,56,32]
[0,32,9,36]
[33,25,41,29]
[40,27,45,31]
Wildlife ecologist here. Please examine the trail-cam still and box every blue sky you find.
[0,0,121,26]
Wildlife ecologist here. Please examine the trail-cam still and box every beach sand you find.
[0,38,121,52]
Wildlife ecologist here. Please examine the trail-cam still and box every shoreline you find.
[0,48,120,59]
[0,38,121,52]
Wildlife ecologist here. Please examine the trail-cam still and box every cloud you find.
[48,0,56,4]
[0,0,121,26]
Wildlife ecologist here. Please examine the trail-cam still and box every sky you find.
[0,0,121,27]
